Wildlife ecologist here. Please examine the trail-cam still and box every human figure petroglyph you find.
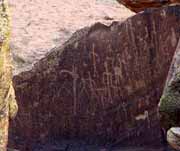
[59,65,78,115]
[59,57,127,111]
[90,43,99,78]
[114,66,123,86]
[103,61,113,103]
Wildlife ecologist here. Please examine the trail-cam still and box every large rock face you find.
[9,5,180,150]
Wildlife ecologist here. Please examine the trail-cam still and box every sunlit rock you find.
[9,0,133,74]
[167,127,180,150]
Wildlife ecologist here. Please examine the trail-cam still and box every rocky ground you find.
[31,140,173,151]
[9,0,134,74]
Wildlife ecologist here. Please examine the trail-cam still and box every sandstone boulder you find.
[9,5,180,150]
[9,0,133,74]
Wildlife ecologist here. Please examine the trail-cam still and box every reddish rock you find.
[9,5,180,150]
[116,0,180,12]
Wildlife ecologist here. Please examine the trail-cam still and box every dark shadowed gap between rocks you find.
[8,5,180,151]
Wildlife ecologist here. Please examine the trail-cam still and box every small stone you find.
[167,127,180,150]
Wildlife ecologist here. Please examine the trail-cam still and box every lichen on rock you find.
[159,39,180,129]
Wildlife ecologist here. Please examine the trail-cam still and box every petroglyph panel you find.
[10,6,180,150]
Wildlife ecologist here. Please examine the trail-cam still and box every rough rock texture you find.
[9,5,180,151]
[9,0,134,74]
[159,38,180,150]
[159,38,180,130]
[116,0,180,13]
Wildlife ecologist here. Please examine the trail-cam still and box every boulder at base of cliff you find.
[9,5,180,151]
